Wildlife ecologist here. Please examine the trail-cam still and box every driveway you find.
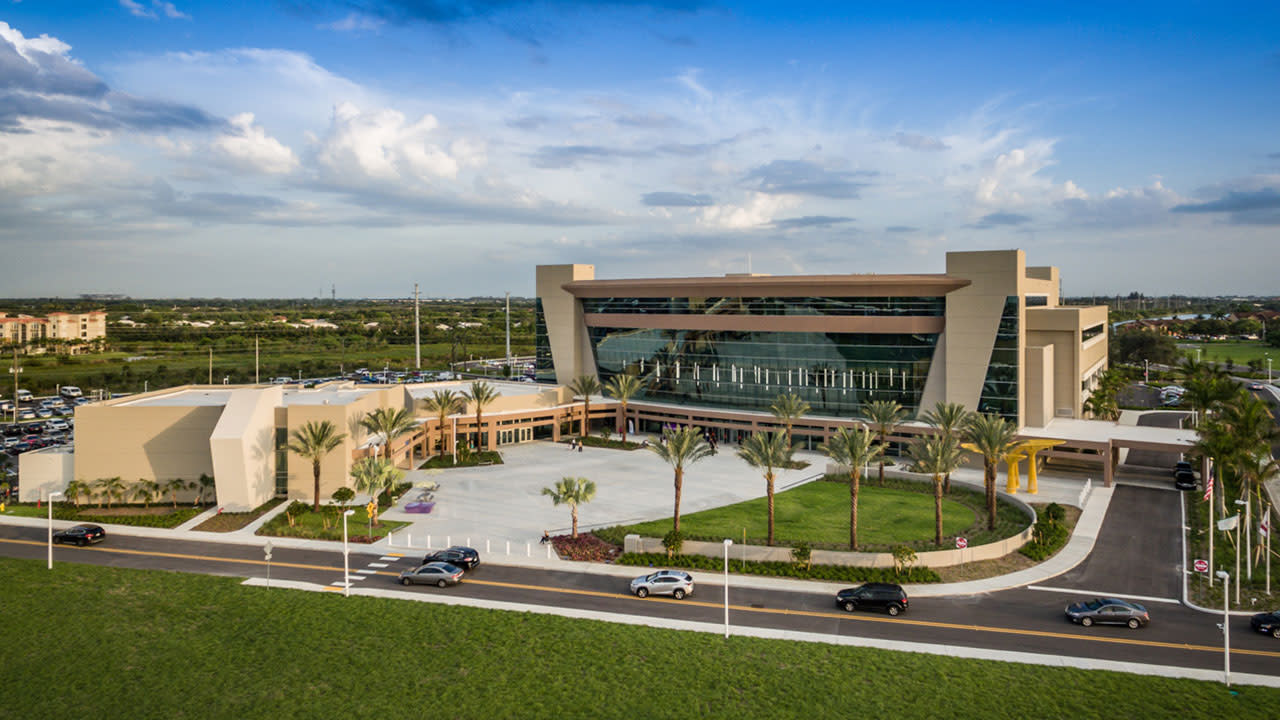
[1049,484,1183,599]
[382,439,824,548]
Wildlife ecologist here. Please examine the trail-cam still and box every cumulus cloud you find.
[1171,179,1280,225]
[315,102,481,184]
[1059,180,1183,227]
[972,140,1057,207]
[698,192,800,229]
[212,113,299,174]
[642,191,714,207]
[742,159,872,199]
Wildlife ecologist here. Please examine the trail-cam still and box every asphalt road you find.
[2,523,1277,677]
[1053,485,1183,598]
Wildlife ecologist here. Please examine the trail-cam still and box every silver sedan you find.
[399,562,464,588]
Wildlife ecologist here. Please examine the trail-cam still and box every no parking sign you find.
[955,537,968,549]
[1193,558,1208,573]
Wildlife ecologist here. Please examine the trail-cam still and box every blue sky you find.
[2,1,1278,297]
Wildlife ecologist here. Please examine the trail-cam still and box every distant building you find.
[0,310,106,350]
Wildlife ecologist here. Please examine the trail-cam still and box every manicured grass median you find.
[1,502,207,528]
[616,480,976,549]
[1,558,1274,719]
[192,498,286,533]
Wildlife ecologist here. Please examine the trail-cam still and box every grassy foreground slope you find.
[1,558,1273,719]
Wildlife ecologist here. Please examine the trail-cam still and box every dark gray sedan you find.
[1065,598,1149,628]
[399,562,464,588]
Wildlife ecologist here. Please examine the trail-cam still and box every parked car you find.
[1174,470,1197,491]
[398,562,464,587]
[630,571,694,599]
[422,546,480,570]
[1065,598,1149,628]
[40,397,64,408]
[1249,383,1266,391]
[1251,610,1280,638]
[73,397,91,406]
[52,524,106,546]
[2,425,22,437]
[835,583,909,616]
[17,410,35,420]
[60,386,83,398]
[1173,461,1193,476]
[35,408,52,419]
[15,389,32,403]
[55,407,74,417]
[45,419,69,433]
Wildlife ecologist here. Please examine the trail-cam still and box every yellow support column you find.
[1027,449,1039,495]
[1004,451,1023,494]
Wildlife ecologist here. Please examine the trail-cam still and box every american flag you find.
[1203,472,1213,503]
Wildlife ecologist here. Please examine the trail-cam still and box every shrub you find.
[1020,520,1069,561]
[591,525,629,547]
[662,529,684,557]
[792,541,812,570]
[1043,502,1066,525]
[615,552,941,584]
[892,545,917,575]
[551,533,621,562]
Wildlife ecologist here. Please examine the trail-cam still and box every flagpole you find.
[1208,467,1215,586]
[1267,503,1272,596]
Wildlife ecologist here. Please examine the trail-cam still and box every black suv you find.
[422,546,480,570]
[835,583,909,616]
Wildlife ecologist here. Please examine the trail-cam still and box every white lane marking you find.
[368,562,389,568]
[356,569,377,574]
[1026,586,1180,605]
[348,574,368,581]
[379,557,400,562]
[331,580,352,587]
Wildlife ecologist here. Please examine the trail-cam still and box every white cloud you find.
[0,119,126,194]
[323,13,384,32]
[698,192,800,229]
[120,1,189,20]
[120,0,154,18]
[316,103,479,184]
[211,113,299,175]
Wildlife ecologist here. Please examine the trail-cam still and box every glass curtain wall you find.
[533,299,555,382]
[977,296,1020,421]
[582,296,944,316]
[587,326,938,417]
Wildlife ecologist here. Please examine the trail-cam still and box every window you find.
[1025,295,1048,307]
[581,295,946,317]
[1082,323,1105,342]
[977,296,1020,421]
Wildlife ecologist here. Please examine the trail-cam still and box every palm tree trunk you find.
[934,475,944,546]
[619,402,628,443]
[766,471,776,546]
[571,505,579,539]
[944,471,951,493]
[313,460,322,511]
[878,435,886,485]
[985,462,997,531]
[850,471,859,551]
[581,399,590,437]
[475,410,483,452]
[673,468,684,534]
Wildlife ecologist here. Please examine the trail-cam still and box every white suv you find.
[60,386,83,398]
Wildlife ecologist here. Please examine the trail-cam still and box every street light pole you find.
[1216,570,1231,686]
[342,509,355,597]
[723,539,733,638]
[47,491,64,569]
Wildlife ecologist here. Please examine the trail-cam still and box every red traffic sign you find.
[1193,559,1209,573]
[955,537,968,549]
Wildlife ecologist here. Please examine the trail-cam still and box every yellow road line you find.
[8,537,1279,660]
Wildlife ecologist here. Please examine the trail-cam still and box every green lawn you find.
[0,558,1274,719]
[619,480,975,549]
[256,502,407,542]
[1180,341,1276,368]
[1,502,207,528]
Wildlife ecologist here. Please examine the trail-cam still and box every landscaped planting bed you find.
[2,502,208,528]
[192,498,286,533]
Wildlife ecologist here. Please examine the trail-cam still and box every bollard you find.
[486,539,491,553]
[466,536,471,548]
[427,535,431,549]
[546,543,551,559]
[447,535,451,548]
[526,542,530,557]
[505,540,510,555]
[407,533,412,548]
[387,530,393,547]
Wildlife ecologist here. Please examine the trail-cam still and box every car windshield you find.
[1084,600,1102,611]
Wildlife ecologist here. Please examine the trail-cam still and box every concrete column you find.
[1103,444,1115,487]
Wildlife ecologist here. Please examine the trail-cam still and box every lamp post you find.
[723,539,733,638]
[342,509,355,597]
[1234,500,1246,601]
[47,491,64,569]
[1216,570,1231,686]
[1267,355,1272,384]
[1143,359,1149,383]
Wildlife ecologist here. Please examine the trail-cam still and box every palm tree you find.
[132,479,161,508]
[421,389,465,459]
[1180,358,1236,426]
[95,476,125,509]
[360,406,418,468]
[568,374,602,438]
[769,392,811,448]
[647,427,714,534]
[963,413,1020,531]
[464,380,500,452]
[865,399,907,486]
[736,431,794,546]
[541,476,597,539]
[603,372,643,443]
[164,478,190,509]
[820,426,883,550]
[351,457,402,527]
[64,479,90,508]
[908,433,968,545]
[921,401,973,492]
[196,474,216,505]
[287,420,349,511]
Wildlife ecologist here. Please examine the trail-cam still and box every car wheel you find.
[636,587,649,598]
[437,579,447,588]
[842,601,856,612]
[673,589,685,600]
[1272,627,1280,639]
[887,604,901,617]
[78,538,87,547]
[1127,618,1140,629]
[401,577,411,586]
[1081,617,1093,627]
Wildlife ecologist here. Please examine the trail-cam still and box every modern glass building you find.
[536,249,1110,429]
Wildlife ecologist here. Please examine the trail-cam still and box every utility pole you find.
[505,291,511,371]
[208,348,212,385]
[9,346,20,423]
[255,336,260,384]
[414,283,421,371]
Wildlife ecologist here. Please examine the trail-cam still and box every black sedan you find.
[52,524,106,546]
[422,546,480,570]
[1065,598,1149,628]
[1251,610,1280,638]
